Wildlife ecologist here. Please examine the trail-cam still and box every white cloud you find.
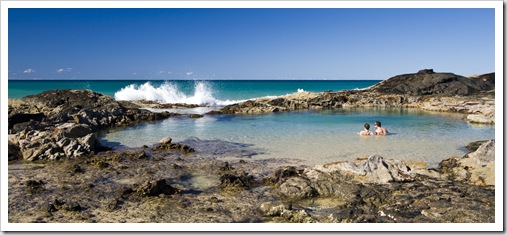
[56,68,73,73]
[23,68,35,73]
[186,72,193,76]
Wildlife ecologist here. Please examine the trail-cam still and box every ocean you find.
[8,80,379,103]
[8,79,495,167]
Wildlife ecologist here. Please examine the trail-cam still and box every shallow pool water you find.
[99,107,495,168]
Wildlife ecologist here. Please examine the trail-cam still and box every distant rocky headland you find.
[7,69,496,223]
[209,69,495,125]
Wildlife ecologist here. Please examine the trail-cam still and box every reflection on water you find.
[99,108,495,168]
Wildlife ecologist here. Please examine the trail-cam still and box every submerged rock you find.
[189,114,204,118]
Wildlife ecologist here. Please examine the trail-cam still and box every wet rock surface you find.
[8,141,495,223]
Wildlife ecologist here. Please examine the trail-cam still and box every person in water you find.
[374,121,388,136]
[358,123,375,136]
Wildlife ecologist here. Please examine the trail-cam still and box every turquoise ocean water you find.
[8,80,378,102]
[8,80,495,167]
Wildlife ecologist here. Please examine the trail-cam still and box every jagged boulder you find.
[17,131,66,161]
[13,123,102,161]
[311,155,416,184]
[53,123,93,139]
[269,155,417,201]
[439,140,495,186]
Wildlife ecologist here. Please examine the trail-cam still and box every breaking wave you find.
[114,81,240,106]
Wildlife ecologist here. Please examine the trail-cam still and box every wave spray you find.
[114,81,239,106]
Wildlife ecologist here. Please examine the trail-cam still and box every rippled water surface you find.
[99,108,495,167]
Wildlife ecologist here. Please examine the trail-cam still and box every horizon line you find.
[7,78,384,81]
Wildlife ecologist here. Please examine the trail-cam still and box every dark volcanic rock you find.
[15,89,177,131]
[466,140,490,153]
[264,166,300,185]
[469,72,495,91]
[324,177,494,223]
[61,202,82,212]
[135,179,180,197]
[219,173,258,190]
[120,150,148,160]
[8,141,22,161]
[189,114,204,118]
[153,139,195,155]
[277,176,318,200]
[366,70,495,96]
[8,113,45,130]
[25,180,45,194]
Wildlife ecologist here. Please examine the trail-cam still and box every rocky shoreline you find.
[7,69,496,224]
[208,69,495,125]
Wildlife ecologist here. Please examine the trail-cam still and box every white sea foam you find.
[262,88,308,100]
[114,81,240,106]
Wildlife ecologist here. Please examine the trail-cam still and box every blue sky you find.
[8,8,495,80]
